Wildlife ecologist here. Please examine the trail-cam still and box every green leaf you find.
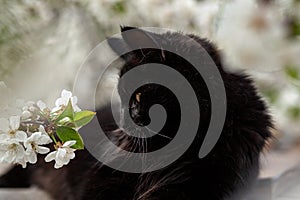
[54,100,74,122]
[56,126,84,150]
[74,110,96,127]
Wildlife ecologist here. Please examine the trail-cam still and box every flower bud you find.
[21,110,32,119]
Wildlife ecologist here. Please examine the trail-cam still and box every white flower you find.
[37,100,47,111]
[24,132,52,164]
[45,140,76,169]
[21,101,36,112]
[0,142,26,165]
[0,116,27,142]
[52,90,81,112]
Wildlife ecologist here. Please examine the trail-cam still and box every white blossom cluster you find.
[0,116,52,168]
[0,89,89,169]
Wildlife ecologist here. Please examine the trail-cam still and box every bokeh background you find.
[0,0,300,199]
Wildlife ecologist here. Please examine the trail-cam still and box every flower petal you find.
[68,151,75,160]
[61,90,72,100]
[0,134,9,141]
[39,126,48,136]
[18,158,27,168]
[38,135,52,145]
[57,148,66,160]
[72,96,77,104]
[23,140,32,150]
[45,151,57,162]
[54,162,63,169]
[51,106,61,113]
[36,146,50,154]
[62,140,76,147]
[73,105,81,112]
[15,131,27,142]
[27,151,37,164]
[4,150,15,163]
[55,98,64,108]
[62,158,71,165]
[9,116,20,130]
[37,100,47,111]
[16,144,25,159]
[31,132,42,141]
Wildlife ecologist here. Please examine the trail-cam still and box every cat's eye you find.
[136,93,141,102]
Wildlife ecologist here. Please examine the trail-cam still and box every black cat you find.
[0,26,273,200]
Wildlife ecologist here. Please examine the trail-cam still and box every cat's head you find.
[107,26,220,128]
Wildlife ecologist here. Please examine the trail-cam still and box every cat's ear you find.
[107,37,130,57]
[107,26,163,62]
[120,26,160,50]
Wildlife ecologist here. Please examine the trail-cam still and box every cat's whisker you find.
[145,126,172,140]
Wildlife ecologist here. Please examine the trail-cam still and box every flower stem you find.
[21,120,44,125]
[50,134,58,144]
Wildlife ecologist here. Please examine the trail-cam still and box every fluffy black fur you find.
[0,26,273,200]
